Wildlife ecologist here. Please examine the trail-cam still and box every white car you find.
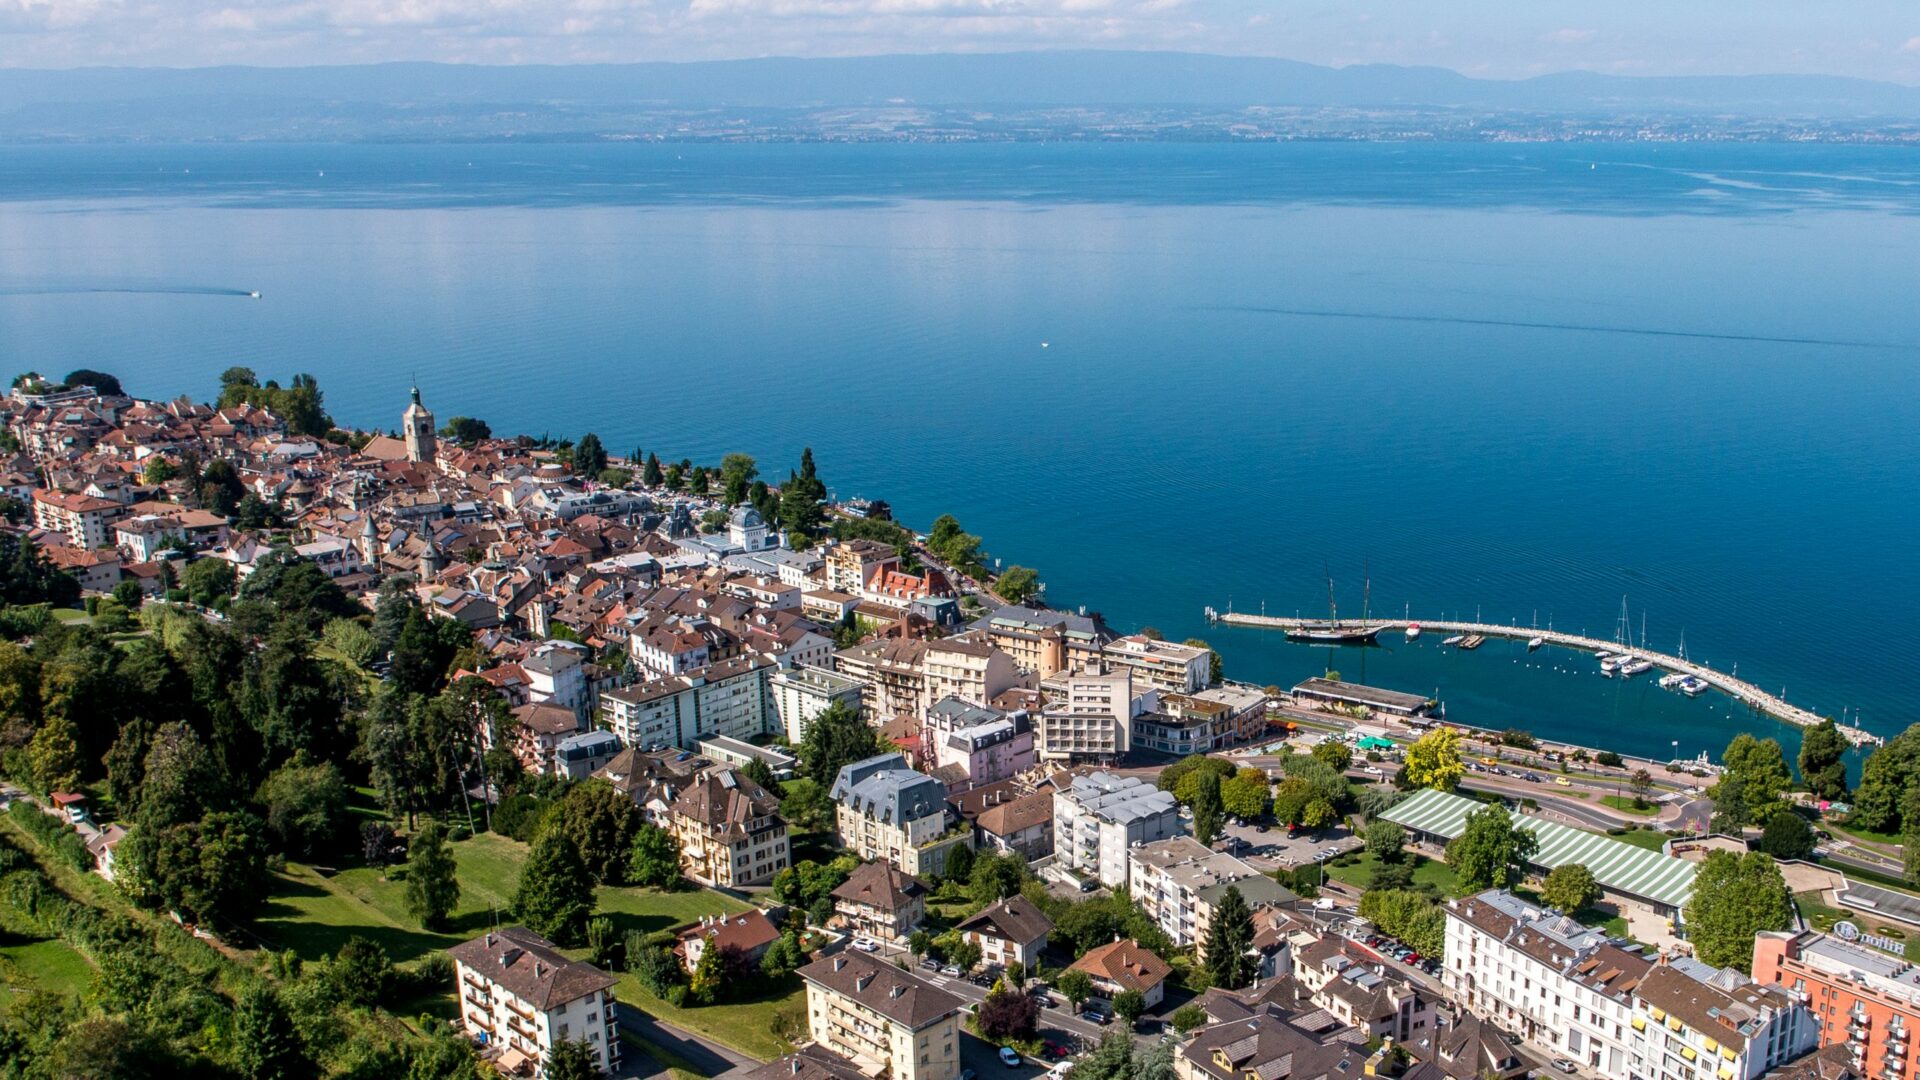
[1361,766,1384,776]
[851,936,880,953]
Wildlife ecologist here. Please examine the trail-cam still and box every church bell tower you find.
[403,386,436,465]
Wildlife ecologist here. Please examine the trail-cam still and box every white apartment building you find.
[1629,960,1817,1080]
[799,952,964,1080]
[1053,771,1181,886]
[1099,635,1211,695]
[451,927,619,1078]
[32,488,121,548]
[772,665,866,744]
[1127,836,1296,960]
[830,752,970,879]
[921,638,1019,710]
[523,641,592,725]
[1443,889,1652,1077]
[1037,671,1141,762]
[599,654,776,750]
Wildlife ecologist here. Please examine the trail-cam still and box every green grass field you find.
[1828,821,1903,847]
[1322,852,1462,897]
[1599,796,1659,817]
[0,936,94,1010]
[614,969,807,1063]
[1611,828,1669,852]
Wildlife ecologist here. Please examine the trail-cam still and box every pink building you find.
[924,697,1035,788]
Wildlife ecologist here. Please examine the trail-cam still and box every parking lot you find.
[1218,817,1360,870]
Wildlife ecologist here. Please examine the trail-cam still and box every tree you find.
[1684,851,1793,971]
[63,368,123,395]
[403,820,461,930]
[629,825,683,889]
[719,453,758,506]
[256,757,350,858]
[741,755,778,790]
[1181,638,1224,685]
[996,566,1041,605]
[1798,719,1851,802]
[1202,885,1256,990]
[1629,768,1655,808]
[1364,820,1407,863]
[976,983,1041,1042]
[1190,768,1224,846]
[1056,969,1094,1011]
[1300,798,1337,832]
[1755,809,1816,861]
[1540,863,1601,913]
[231,983,305,1080]
[969,851,1026,905]
[908,930,932,959]
[127,810,270,926]
[1079,1032,1134,1080]
[573,433,608,478]
[547,780,642,885]
[1445,805,1538,891]
[796,700,885,783]
[778,778,832,832]
[1171,1004,1208,1033]
[1403,727,1465,791]
[180,557,236,608]
[25,714,83,795]
[1220,768,1270,820]
[1711,734,1792,827]
[514,831,596,946]
[438,416,491,446]
[1312,740,1353,771]
[1110,988,1146,1029]
[642,453,664,487]
[1162,756,1237,801]
[543,1038,599,1080]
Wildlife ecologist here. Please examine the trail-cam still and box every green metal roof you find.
[1380,787,1696,910]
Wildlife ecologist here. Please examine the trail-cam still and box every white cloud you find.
[1901,36,1920,55]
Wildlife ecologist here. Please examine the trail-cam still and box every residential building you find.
[1071,939,1172,1010]
[1127,836,1297,960]
[1053,771,1181,886]
[923,697,1035,787]
[667,766,790,887]
[743,1046,873,1080]
[1173,1000,1379,1080]
[695,735,798,781]
[799,952,964,1080]
[523,642,592,725]
[1293,934,1438,1044]
[823,539,898,595]
[920,639,1019,716]
[600,654,776,750]
[32,488,121,548]
[1442,889,1654,1077]
[954,896,1052,972]
[677,909,782,972]
[1753,929,1920,1080]
[554,730,623,780]
[513,702,582,774]
[1630,958,1818,1080]
[830,753,970,879]
[1100,634,1211,695]
[727,506,774,552]
[1133,686,1271,755]
[1036,671,1139,762]
[771,665,865,744]
[834,638,932,722]
[114,513,185,561]
[974,789,1054,860]
[831,860,928,943]
[970,605,1111,678]
[450,927,619,1078]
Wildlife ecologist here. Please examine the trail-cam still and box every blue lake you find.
[2,141,1916,766]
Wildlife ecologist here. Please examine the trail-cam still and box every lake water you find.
[2,141,1916,767]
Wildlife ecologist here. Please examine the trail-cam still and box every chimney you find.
[856,973,875,993]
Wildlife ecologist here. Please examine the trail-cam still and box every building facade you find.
[1036,672,1138,762]
[771,665,865,744]
[830,753,970,879]
[668,767,791,887]
[1127,836,1296,960]
[1629,960,1817,1080]
[1053,771,1181,886]
[599,654,776,750]
[450,927,619,1078]
[1753,929,1920,1080]
[799,953,964,1080]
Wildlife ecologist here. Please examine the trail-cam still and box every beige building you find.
[831,753,970,879]
[1127,836,1297,962]
[799,952,965,1080]
[823,539,898,594]
[32,488,121,549]
[834,637,932,721]
[667,766,790,887]
[954,896,1053,973]
[922,638,1019,712]
[450,927,619,1077]
[1100,635,1211,694]
[972,606,1109,679]
[831,860,928,943]
[1036,671,1138,762]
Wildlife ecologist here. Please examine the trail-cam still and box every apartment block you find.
[1753,929,1920,1080]
[1630,959,1817,1080]
[1127,836,1297,960]
[599,654,776,749]
[668,766,790,887]
[1053,771,1181,886]
[830,753,970,879]
[1037,671,1139,763]
[1100,634,1211,695]
[772,664,866,744]
[450,927,619,1078]
[799,952,964,1080]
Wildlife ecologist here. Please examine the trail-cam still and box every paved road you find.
[618,1004,760,1080]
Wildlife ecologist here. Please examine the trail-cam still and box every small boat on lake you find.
[1527,636,1544,652]
[1442,634,1465,646]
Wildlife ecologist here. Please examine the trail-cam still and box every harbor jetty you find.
[1207,609,1883,748]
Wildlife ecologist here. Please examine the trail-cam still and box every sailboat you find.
[1286,570,1386,645]
[1618,609,1654,676]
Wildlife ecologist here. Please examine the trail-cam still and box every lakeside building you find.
[969,605,1112,678]
[1053,771,1181,886]
[798,952,965,1080]
[1127,836,1296,961]
[450,927,619,1078]
[1443,889,1653,1076]
[829,752,970,879]
[1099,634,1211,695]
[771,665,865,744]
[823,539,898,594]
[1753,929,1920,1080]
[1291,677,1435,718]
[1036,671,1139,763]
[1385,788,1697,920]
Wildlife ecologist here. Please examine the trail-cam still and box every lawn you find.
[253,832,748,966]
[1599,796,1660,818]
[613,970,806,1063]
[0,936,94,1010]
[1322,851,1462,897]
[1828,821,1903,848]
[1611,828,1670,853]
[1796,891,1857,935]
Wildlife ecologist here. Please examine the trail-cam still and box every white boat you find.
[1658,673,1688,690]
[1405,623,1422,641]
[1679,676,1709,697]
[1600,655,1625,673]
[1620,658,1654,676]
[1442,635,1465,646]
[248,291,261,299]
[1527,636,1544,652]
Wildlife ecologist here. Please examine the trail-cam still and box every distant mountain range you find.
[2,51,1917,142]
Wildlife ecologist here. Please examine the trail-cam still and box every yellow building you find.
[799,952,965,1080]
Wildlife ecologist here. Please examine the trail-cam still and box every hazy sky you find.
[2,0,1918,81]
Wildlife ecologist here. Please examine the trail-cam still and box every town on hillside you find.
[0,367,1911,1080]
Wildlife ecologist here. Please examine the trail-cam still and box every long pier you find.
[1208,610,1883,748]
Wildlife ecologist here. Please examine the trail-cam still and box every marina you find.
[1208,608,1883,747]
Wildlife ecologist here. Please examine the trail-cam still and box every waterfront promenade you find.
[1211,611,1883,747]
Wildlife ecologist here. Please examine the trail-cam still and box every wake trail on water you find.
[0,285,256,298]
[1206,305,1915,351]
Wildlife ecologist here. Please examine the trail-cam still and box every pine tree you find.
[513,831,595,946]
[1202,885,1256,990]
[403,820,461,930]
[231,984,305,1080]
[1190,768,1224,846]
[643,453,664,487]
[544,1038,600,1080]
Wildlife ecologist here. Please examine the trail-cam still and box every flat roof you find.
[1382,787,1696,910]
[1838,881,1920,928]
[1290,678,1432,714]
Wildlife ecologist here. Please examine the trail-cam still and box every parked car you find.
[1079,879,1099,893]
[921,958,941,971]
[999,1047,1023,1068]
[1553,776,1572,787]
[942,964,963,977]
[851,936,879,953]
[1551,1059,1578,1074]
[1083,1009,1112,1025]
[1046,1043,1069,1059]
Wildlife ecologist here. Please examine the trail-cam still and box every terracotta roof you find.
[1071,939,1171,994]
[447,926,616,1011]
[677,909,781,959]
[831,860,927,910]
[797,952,965,1030]
[955,896,1053,947]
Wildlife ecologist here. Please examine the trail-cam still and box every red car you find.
[1405,952,1422,964]
[1047,1044,1069,1059]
